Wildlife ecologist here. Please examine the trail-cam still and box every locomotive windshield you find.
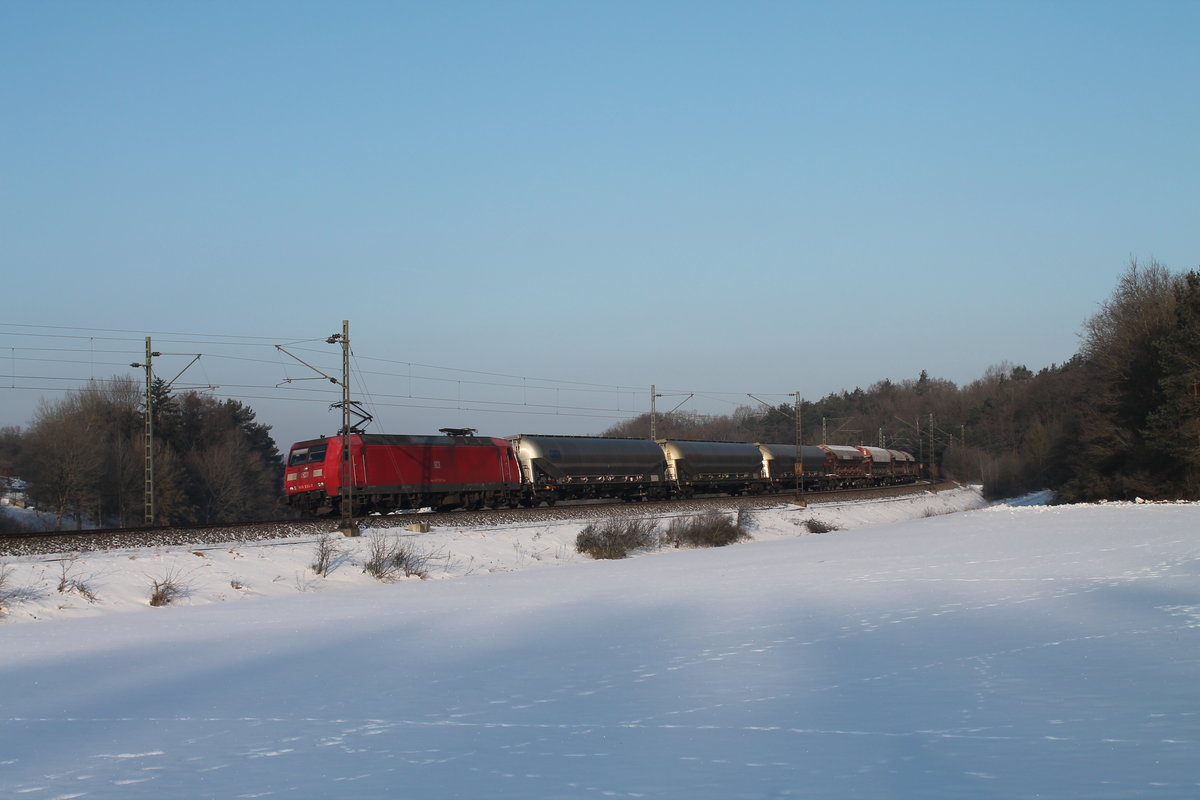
[288,444,328,466]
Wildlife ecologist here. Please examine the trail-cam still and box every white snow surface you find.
[2,486,1198,799]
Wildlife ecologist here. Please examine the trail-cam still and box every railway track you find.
[0,481,959,558]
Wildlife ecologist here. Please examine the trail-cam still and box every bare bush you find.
[311,534,340,576]
[149,569,185,607]
[800,518,839,534]
[0,563,12,617]
[56,558,76,592]
[56,559,99,603]
[575,517,660,559]
[362,533,433,580]
[664,509,751,549]
[0,564,45,615]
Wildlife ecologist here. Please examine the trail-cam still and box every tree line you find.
[0,378,282,530]
[604,259,1200,502]
[3,259,1197,528]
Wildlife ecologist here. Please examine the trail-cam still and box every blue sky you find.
[2,0,1197,450]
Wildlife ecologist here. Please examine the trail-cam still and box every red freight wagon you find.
[856,446,894,483]
[818,444,869,486]
[888,449,919,480]
[284,433,521,515]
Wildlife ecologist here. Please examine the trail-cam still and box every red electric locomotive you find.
[284,431,521,515]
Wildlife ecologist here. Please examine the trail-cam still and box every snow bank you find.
[0,486,987,625]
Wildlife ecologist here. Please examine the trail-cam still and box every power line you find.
[4,324,785,400]
[2,345,143,355]
[0,322,311,342]
[0,373,644,419]
[1,323,809,430]
[4,337,643,397]
[337,348,644,389]
[8,355,134,369]
[2,366,792,420]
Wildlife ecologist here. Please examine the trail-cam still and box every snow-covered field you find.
[2,487,1198,799]
[0,489,990,625]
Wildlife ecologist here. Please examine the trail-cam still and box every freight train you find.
[283,430,919,516]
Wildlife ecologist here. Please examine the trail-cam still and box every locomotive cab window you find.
[289,444,328,466]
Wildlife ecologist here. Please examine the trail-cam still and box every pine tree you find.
[1145,270,1200,497]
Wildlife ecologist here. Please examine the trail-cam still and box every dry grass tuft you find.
[149,569,185,607]
[362,533,433,580]
[663,509,751,549]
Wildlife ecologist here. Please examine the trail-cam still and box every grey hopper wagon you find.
[507,434,668,503]
[757,443,830,484]
[658,439,771,496]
